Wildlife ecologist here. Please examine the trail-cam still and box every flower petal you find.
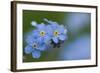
[32,50,41,58]
[38,44,47,51]
[25,35,35,46]
[59,35,66,41]
[37,23,45,30]
[51,23,59,29]
[44,35,51,43]
[31,21,37,27]
[46,25,53,35]
[52,37,59,44]
[37,37,44,43]
[44,18,58,28]
[64,29,67,34]
[58,25,65,34]
[24,46,33,54]
[32,30,39,38]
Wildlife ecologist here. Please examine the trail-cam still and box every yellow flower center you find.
[54,31,59,36]
[40,31,46,36]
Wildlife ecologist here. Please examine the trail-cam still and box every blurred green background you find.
[23,10,91,62]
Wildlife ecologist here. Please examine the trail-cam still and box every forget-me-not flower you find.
[44,18,67,44]
[24,34,47,58]
[31,23,52,44]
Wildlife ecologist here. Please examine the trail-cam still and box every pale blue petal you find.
[32,50,41,58]
[64,29,67,34]
[59,35,66,41]
[52,37,59,43]
[31,21,37,27]
[37,37,44,43]
[37,23,45,30]
[44,18,52,24]
[25,35,34,46]
[38,44,47,51]
[32,30,39,37]
[58,25,65,34]
[46,25,53,35]
[44,35,51,43]
[44,18,58,28]
[25,46,33,54]
[51,23,59,29]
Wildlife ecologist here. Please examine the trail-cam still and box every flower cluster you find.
[24,19,67,59]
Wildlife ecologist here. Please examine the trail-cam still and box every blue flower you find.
[24,34,47,58]
[32,23,51,44]
[24,19,68,58]
[44,19,67,44]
